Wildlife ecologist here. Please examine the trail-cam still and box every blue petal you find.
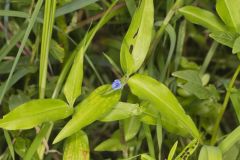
[112,79,122,90]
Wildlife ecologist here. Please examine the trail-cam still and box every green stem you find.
[149,0,183,55]
[156,117,162,160]
[119,121,128,158]
[85,54,104,85]
[200,42,218,75]
[39,0,57,99]
[210,65,240,145]
[143,124,155,159]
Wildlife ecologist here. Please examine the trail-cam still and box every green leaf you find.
[0,99,73,130]
[172,70,202,85]
[94,130,122,151]
[125,0,136,16]
[55,0,99,17]
[128,74,200,138]
[216,0,240,33]
[175,139,199,160]
[63,1,119,106]
[198,146,222,160]
[218,125,240,154]
[99,102,141,122]
[172,70,210,99]
[63,45,85,107]
[233,36,240,54]
[120,0,154,75]
[180,82,210,99]
[140,103,158,125]
[53,85,121,143]
[3,131,15,160]
[167,141,178,160]
[209,31,238,48]
[124,116,141,141]
[179,6,227,32]
[222,142,240,160]
[63,130,89,160]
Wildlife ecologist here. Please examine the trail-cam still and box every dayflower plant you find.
[2,0,240,159]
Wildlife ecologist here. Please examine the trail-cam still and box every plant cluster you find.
[0,0,240,159]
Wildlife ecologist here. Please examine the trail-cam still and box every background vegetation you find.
[0,0,240,159]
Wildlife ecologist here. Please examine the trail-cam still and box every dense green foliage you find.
[0,0,240,159]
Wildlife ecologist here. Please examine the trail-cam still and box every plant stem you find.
[39,0,57,99]
[210,65,240,145]
[143,124,155,159]
[119,121,128,158]
[200,42,218,75]
[156,117,162,160]
[149,0,183,55]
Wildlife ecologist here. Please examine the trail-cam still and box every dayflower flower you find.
[112,79,122,90]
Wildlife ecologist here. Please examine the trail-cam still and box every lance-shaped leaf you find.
[128,74,200,138]
[216,0,240,33]
[179,6,227,32]
[53,85,121,143]
[63,0,119,107]
[63,45,85,107]
[63,130,89,160]
[198,146,222,160]
[0,99,73,130]
[167,141,178,160]
[120,0,154,75]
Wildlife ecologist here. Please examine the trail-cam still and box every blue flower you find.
[112,79,122,90]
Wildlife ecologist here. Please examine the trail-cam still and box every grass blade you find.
[3,130,15,160]
[39,0,57,98]
[55,0,99,17]
[0,10,29,18]
[0,23,27,62]
[23,122,51,160]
